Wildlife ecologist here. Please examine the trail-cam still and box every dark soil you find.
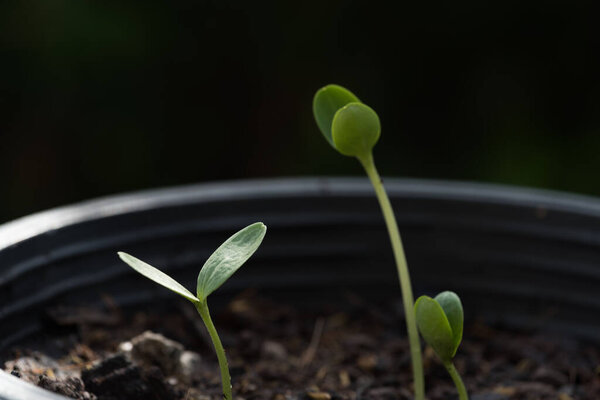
[3,291,600,400]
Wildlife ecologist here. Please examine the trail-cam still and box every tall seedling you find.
[313,85,424,400]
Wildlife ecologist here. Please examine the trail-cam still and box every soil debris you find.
[81,353,177,400]
[3,293,600,400]
[118,331,202,385]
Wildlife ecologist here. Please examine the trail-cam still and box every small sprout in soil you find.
[415,291,469,400]
[313,84,425,400]
[118,222,267,400]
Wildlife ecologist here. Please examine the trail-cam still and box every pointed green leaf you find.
[415,295,454,362]
[118,252,199,303]
[196,222,267,301]
[313,84,360,148]
[435,291,464,357]
[332,102,381,158]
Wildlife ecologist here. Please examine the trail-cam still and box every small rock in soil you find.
[118,330,202,385]
[118,331,183,376]
[261,340,288,360]
[306,391,331,400]
[178,350,202,384]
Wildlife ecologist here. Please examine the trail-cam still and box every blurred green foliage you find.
[1,0,599,222]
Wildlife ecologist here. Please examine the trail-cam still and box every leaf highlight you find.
[196,222,267,300]
[434,291,464,357]
[118,252,199,303]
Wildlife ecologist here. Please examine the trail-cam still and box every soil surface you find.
[3,291,600,400]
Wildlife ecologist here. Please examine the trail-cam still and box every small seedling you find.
[415,291,469,400]
[313,84,424,400]
[118,222,267,400]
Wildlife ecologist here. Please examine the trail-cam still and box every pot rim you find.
[0,370,67,400]
[2,176,599,251]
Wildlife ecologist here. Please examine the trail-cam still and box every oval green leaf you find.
[415,295,454,362]
[313,84,360,148]
[196,222,267,301]
[118,252,199,303]
[331,102,381,158]
[435,291,464,357]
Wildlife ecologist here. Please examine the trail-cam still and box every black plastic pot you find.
[1,177,600,400]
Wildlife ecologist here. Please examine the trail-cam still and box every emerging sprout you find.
[118,222,267,400]
[313,85,425,400]
[415,291,468,400]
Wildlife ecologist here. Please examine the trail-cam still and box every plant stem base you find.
[196,300,233,400]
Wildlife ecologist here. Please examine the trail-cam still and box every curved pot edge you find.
[1,176,599,251]
[0,370,66,400]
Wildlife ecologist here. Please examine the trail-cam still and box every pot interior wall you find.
[1,178,599,353]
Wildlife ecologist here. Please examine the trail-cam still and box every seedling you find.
[117,222,267,400]
[313,84,424,400]
[415,291,468,400]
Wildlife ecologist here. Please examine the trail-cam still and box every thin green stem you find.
[443,361,469,400]
[195,300,232,400]
[358,152,425,400]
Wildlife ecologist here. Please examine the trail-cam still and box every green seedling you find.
[415,291,468,400]
[118,222,267,400]
[313,84,424,400]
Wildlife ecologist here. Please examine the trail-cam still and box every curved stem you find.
[195,300,232,400]
[358,152,425,400]
[443,361,469,400]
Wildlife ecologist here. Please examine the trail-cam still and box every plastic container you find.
[1,177,599,399]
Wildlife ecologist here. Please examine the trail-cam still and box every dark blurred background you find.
[1,1,599,223]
